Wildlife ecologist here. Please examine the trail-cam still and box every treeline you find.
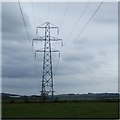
[2,96,119,104]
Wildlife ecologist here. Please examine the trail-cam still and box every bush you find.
[10,100,14,103]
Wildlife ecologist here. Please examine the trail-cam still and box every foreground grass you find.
[2,101,119,118]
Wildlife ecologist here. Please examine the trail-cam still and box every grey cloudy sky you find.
[2,2,118,95]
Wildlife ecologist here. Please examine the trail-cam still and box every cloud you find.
[2,77,41,95]
[54,74,118,94]
[93,2,118,24]
[2,2,34,41]
[2,2,38,79]
[2,2,118,95]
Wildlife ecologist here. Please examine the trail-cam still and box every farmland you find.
[2,101,119,119]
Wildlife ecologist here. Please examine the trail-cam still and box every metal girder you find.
[33,22,62,102]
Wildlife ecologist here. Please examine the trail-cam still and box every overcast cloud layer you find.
[2,2,118,95]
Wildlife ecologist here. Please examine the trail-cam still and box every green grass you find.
[2,101,119,118]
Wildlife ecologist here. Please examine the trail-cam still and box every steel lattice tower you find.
[33,22,62,102]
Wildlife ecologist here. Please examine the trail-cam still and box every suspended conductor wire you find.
[62,1,103,56]
[47,2,50,21]
[18,0,38,81]
[31,0,37,29]
[18,0,31,43]
[53,3,70,76]
[18,0,35,56]
[59,2,70,29]
[64,1,90,46]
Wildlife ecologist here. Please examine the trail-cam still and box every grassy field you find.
[2,101,119,119]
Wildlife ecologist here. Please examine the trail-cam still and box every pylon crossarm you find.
[52,50,60,58]
[49,22,58,27]
[36,49,44,52]
[37,26,58,29]
[35,49,44,58]
[50,38,62,41]
[50,36,62,41]
[32,37,45,46]
[33,36,62,42]
[35,49,60,58]
[37,22,56,27]
[50,27,58,29]
[50,37,63,47]
[37,27,46,28]
[49,22,59,34]
[37,22,47,28]
[33,37,45,41]
[51,50,59,52]
[37,23,59,34]
[35,49,60,53]
[51,49,60,58]
[33,36,45,40]
[50,27,59,34]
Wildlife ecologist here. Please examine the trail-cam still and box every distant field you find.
[2,101,119,119]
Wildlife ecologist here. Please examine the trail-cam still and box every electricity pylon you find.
[32,22,62,102]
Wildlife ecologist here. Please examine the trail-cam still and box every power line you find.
[64,2,90,45]
[74,2,103,42]
[31,0,37,29]
[47,2,50,21]
[52,2,70,76]
[51,2,69,76]
[60,2,70,29]
[18,0,37,81]
[18,0,35,57]
[54,2,89,76]
[18,0,31,44]
[30,1,40,82]
[62,1,103,56]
